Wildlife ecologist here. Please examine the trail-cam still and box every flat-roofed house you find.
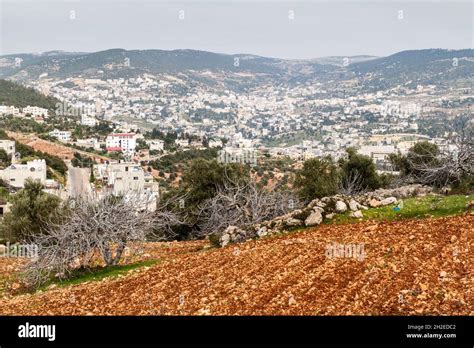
[0,159,47,188]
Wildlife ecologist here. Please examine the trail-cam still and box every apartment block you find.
[23,106,49,117]
[106,133,137,154]
[49,129,72,142]
[81,114,98,127]
[146,139,164,152]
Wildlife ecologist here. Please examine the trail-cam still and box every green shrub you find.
[294,156,339,201]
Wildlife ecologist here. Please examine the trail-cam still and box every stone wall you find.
[219,184,432,247]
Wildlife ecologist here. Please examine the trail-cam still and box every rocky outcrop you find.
[348,199,360,212]
[219,226,249,247]
[217,184,433,247]
[369,199,381,208]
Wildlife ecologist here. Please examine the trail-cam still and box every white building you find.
[176,139,190,148]
[0,140,15,158]
[81,114,98,127]
[106,133,137,154]
[75,137,101,151]
[94,162,159,210]
[208,139,223,148]
[146,139,164,152]
[0,105,21,116]
[23,106,49,117]
[358,145,396,162]
[49,129,72,142]
[0,159,47,188]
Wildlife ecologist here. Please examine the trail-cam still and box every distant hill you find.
[0,79,59,109]
[0,48,472,90]
[0,49,289,80]
[349,48,474,89]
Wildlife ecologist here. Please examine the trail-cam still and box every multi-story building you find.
[23,106,49,117]
[94,162,159,211]
[0,159,47,188]
[358,145,396,162]
[106,133,137,154]
[208,139,223,148]
[146,139,165,152]
[49,129,72,142]
[81,114,98,127]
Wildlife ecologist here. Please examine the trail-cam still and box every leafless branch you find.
[195,180,298,237]
[408,117,473,188]
[22,192,178,287]
[338,169,367,195]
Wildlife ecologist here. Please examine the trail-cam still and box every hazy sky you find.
[0,0,472,59]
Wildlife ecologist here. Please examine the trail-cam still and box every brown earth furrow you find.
[0,214,472,315]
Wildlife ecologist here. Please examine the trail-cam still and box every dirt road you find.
[66,163,92,198]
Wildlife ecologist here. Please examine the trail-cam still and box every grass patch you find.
[37,259,159,292]
[328,194,473,225]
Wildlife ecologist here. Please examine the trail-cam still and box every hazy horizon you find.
[0,0,472,59]
[1,46,473,61]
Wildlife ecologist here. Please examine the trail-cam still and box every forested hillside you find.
[0,79,59,109]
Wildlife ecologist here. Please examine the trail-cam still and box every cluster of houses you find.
[0,105,49,123]
[0,140,57,189]
[0,105,49,118]
[0,135,160,218]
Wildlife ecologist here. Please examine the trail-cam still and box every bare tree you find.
[408,115,473,188]
[196,180,298,237]
[22,192,177,287]
[338,169,367,195]
[148,192,189,241]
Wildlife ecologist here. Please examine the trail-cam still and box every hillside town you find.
[1,0,474,341]
[0,71,470,179]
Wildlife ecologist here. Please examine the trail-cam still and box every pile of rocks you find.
[219,184,432,247]
[220,226,251,247]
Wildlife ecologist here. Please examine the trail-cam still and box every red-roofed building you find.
[106,133,137,154]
